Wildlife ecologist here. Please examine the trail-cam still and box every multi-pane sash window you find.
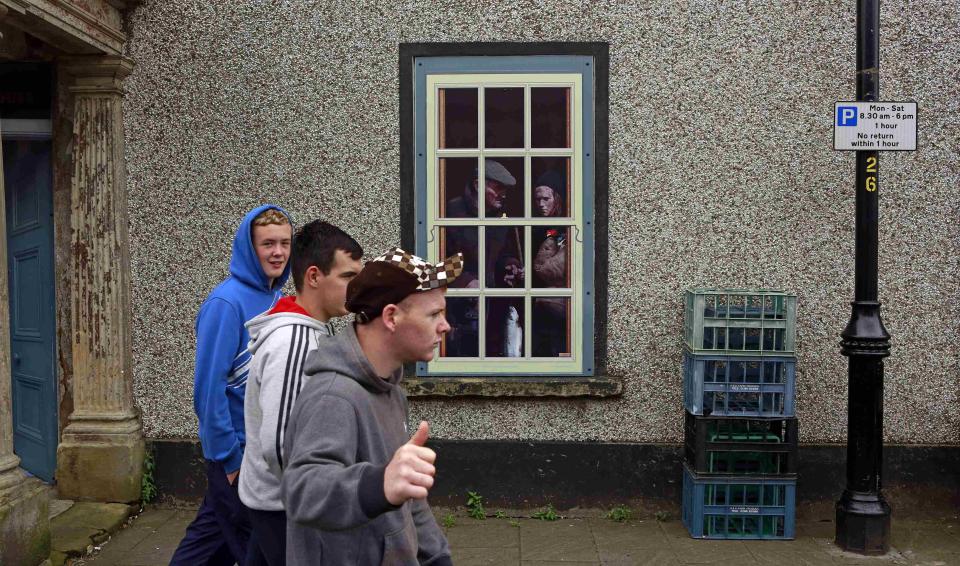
[414,57,596,376]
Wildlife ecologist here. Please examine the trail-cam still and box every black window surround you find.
[399,42,618,398]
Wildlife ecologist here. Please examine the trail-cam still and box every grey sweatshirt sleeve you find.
[411,498,452,566]
[281,392,392,531]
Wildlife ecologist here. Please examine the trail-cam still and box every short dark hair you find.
[291,220,363,292]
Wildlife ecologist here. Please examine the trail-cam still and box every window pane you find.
[532,227,570,288]
[531,87,571,148]
[484,87,523,148]
[439,88,478,149]
[729,295,747,318]
[728,327,744,350]
[440,227,479,288]
[440,157,479,218]
[480,157,523,218]
[442,297,479,357]
[531,157,570,217]
[730,361,746,383]
[485,226,525,288]
[533,297,571,357]
[486,297,525,357]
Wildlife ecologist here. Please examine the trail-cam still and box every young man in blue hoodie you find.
[171,204,293,565]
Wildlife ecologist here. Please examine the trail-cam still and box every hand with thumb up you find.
[384,421,437,506]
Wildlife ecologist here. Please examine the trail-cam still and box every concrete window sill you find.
[403,376,623,398]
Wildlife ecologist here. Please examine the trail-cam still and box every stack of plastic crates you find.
[681,289,798,540]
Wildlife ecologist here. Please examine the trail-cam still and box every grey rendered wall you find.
[122,1,960,444]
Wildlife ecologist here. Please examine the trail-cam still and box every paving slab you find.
[446,519,521,549]
[55,503,132,534]
[747,547,846,565]
[658,520,758,564]
[453,546,521,565]
[589,518,669,549]
[49,499,75,521]
[599,548,684,566]
[521,519,601,563]
[50,503,137,565]
[79,505,960,566]
[90,521,169,560]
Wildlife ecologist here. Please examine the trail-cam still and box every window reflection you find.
[439,88,478,149]
[440,227,479,289]
[531,87,570,148]
[486,226,525,288]
[439,157,478,218]
[442,297,479,357]
[533,297,570,357]
[484,87,524,148]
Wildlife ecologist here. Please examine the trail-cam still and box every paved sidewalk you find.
[73,505,959,566]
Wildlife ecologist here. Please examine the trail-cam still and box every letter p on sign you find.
[837,106,858,126]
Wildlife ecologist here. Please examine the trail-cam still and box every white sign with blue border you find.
[834,101,917,151]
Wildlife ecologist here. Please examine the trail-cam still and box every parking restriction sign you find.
[833,101,917,151]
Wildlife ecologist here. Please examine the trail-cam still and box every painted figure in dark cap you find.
[533,169,565,218]
[281,248,460,566]
[532,170,570,357]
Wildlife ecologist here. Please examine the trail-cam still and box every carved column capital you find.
[62,55,134,96]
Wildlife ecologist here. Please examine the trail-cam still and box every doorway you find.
[1,63,58,482]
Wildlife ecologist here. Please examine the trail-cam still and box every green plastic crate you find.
[684,289,797,356]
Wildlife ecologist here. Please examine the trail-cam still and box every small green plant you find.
[441,514,456,529]
[607,505,633,523]
[494,510,507,519]
[509,520,520,528]
[655,510,670,522]
[140,452,157,503]
[466,491,486,520]
[531,504,559,521]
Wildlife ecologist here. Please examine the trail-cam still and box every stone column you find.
[55,55,144,502]
[0,39,52,560]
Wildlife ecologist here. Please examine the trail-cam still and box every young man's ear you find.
[304,265,322,288]
[381,304,400,332]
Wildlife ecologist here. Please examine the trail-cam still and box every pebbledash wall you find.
[121,2,958,506]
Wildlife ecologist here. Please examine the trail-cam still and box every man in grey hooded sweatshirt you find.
[282,247,462,566]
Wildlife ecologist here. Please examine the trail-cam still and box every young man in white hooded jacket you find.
[238,220,362,566]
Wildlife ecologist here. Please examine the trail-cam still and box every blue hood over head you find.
[229,204,293,291]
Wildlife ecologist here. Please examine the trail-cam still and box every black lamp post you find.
[836,0,892,555]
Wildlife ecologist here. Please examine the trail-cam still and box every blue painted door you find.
[4,138,57,482]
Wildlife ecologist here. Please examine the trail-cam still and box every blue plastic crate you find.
[682,463,796,540]
[683,350,796,417]
[684,289,797,356]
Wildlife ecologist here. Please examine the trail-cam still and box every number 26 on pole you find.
[865,156,877,192]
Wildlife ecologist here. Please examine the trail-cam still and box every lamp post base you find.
[836,490,891,555]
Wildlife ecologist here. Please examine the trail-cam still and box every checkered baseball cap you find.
[346,247,464,323]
